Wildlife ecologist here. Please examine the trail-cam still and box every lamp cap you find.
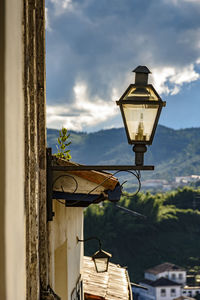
[132,66,151,74]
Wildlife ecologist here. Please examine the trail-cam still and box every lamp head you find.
[116,66,166,146]
[92,249,112,273]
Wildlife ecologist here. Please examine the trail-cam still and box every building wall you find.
[168,271,186,285]
[182,288,200,298]
[145,271,186,285]
[0,0,26,299]
[0,0,47,299]
[24,0,47,298]
[0,0,6,295]
[155,286,181,300]
[145,272,157,281]
[136,284,156,300]
[49,202,84,300]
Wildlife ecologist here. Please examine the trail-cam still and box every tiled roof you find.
[174,296,196,300]
[183,286,200,290]
[53,156,119,190]
[52,157,121,206]
[141,277,182,287]
[145,263,185,275]
[82,256,132,300]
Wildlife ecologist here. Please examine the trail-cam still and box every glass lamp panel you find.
[122,104,159,142]
[124,86,158,101]
[94,257,108,273]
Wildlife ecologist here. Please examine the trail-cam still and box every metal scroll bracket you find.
[46,147,154,222]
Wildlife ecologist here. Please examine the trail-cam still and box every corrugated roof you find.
[145,263,185,275]
[82,256,132,300]
[141,277,182,287]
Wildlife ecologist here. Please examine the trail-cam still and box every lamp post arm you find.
[77,236,102,249]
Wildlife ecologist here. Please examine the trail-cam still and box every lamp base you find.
[133,144,147,166]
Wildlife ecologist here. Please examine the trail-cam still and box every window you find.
[161,289,166,297]
[179,273,183,280]
[171,273,176,280]
[171,289,176,296]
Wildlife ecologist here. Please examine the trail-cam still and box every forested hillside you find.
[47,125,200,181]
[84,187,200,282]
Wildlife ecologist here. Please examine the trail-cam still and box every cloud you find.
[167,0,200,4]
[48,0,73,16]
[47,81,118,130]
[46,0,200,130]
[151,63,200,95]
[45,7,52,31]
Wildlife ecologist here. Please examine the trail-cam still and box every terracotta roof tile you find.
[145,263,185,275]
[52,157,119,190]
[141,277,182,287]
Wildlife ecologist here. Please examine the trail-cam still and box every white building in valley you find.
[133,263,200,300]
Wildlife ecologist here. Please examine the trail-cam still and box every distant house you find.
[174,296,196,300]
[133,263,200,300]
[175,175,200,185]
[144,263,186,284]
[142,180,169,188]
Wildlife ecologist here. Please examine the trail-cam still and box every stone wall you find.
[24,0,48,299]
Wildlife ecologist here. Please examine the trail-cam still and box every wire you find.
[53,174,78,193]
[115,204,146,218]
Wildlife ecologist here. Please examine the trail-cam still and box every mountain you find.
[47,125,200,181]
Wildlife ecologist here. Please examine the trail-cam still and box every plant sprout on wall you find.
[55,127,71,160]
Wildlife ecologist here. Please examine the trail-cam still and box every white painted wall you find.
[145,272,157,281]
[137,283,156,300]
[155,286,181,300]
[49,202,84,300]
[145,270,186,285]
[138,283,182,300]
[0,0,26,299]
[49,169,115,299]
[168,271,186,284]
[182,288,200,298]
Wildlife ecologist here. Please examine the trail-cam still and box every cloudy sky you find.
[46,0,200,132]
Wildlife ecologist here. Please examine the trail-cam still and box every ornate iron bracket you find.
[46,148,154,222]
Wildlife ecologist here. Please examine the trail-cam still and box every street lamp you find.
[77,236,112,273]
[46,66,165,221]
[116,66,166,166]
[92,249,112,273]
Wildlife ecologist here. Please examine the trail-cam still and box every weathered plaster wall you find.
[24,0,47,299]
[49,204,84,300]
